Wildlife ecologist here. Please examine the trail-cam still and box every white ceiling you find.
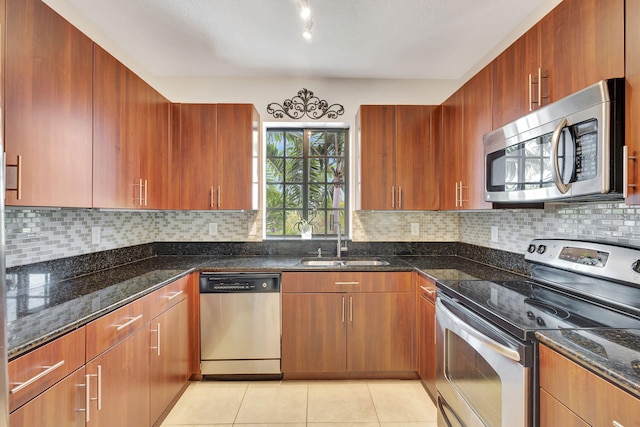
[62,0,554,80]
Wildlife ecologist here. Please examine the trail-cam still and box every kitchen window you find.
[266,128,348,237]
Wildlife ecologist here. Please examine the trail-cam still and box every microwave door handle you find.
[437,298,521,362]
[551,117,571,194]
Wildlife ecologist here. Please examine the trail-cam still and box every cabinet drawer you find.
[85,297,147,360]
[282,271,412,293]
[9,327,85,412]
[146,275,189,320]
[539,344,640,426]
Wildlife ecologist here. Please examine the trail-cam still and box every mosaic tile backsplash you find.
[6,201,640,268]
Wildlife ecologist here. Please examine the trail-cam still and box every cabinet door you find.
[396,105,437,210]
[626,0,640,205]
[150,299,189,425]
[216,104,258,210]
[440,89,463,210]
[93,46,140,209]
[492,24,541,129]
[281,293,346,373]
[177,104,218,210]
[5,0,93,208]
[9,368,86,427]
[359,105,396,210]
[540,0,624,104]
[347,292,414,372]
[417,275,437,400]
[86,327,150,427]
[539,389,589,427]
[462,64,492,210]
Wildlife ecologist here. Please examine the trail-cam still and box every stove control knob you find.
[632,260,640,274]
[536,317,546,326]
[536,245,547,254]
[526,311,535,320]
[527,244,536,254]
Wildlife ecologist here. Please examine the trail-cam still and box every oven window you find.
[445,331,502,426]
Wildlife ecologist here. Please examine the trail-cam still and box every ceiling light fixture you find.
[297,0,313,40]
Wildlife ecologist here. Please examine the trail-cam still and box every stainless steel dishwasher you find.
[199,272,281,378]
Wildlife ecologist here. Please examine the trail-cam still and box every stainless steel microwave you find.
[483,78,625,204]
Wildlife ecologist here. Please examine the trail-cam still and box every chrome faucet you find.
[335,223,348,258]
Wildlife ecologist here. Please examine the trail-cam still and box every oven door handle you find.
[437,298,521,363]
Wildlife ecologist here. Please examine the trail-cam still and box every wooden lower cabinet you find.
[281,272,415,377]
[9,367,86,427]
[416,274,437,400]
[539,344,640,426]
[86,327,150,427]
[149,298,189,425]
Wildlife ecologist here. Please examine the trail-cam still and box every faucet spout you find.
[335,223,347,258]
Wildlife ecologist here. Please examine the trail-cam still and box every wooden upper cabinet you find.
[358,105,396,210]
[175,103,258,210]
[440,89,464,210]
[5,0,93,208]
[93,46,171,209]
[216,104,259,210]
[359,105,437,211]
[492,24,541,129]
[626,0,640,205]
[540,0,624,104]
[462,64,492,210]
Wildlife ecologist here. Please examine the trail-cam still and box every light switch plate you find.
[91,226,101,245]
[209,223,218,236]
[411,223,420,236]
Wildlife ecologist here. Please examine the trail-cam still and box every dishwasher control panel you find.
[199,272,280,293]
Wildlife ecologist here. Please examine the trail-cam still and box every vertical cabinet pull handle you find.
[349,296,353,322]
[210,185,215,208]
[454,182,459,208]
[624,146,637,198]
[391,186,395,209]
[398,186,402,209]
[152,323,161,356]
[6,154,23,200]
[538,68,546,105]
[97,365,102,411]
[341,297,345,323]
[85,365,102,421]
[84,372,91,422]
[528,73,534,111]
[144,179,148,206]
[217,185,221,208]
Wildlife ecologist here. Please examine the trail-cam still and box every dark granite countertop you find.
[536,329,640,398]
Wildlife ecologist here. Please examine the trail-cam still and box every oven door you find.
[436,295,531,427]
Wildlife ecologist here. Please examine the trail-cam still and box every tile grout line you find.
[367,380,382,427]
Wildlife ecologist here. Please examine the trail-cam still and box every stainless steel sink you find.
[299,257,389,267]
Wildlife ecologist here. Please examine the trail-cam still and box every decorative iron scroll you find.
[267,88,344,119]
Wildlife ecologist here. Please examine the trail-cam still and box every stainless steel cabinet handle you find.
[210,185,215,208]
[342,296,345,323]
[9,360,65,394]
[459,181,466,207]
[550,117,571,194]
[84,372,91,422]
[6,154,22,200]
[398,186,402,209]
[454,182,459,207]
[612,421,624,427]
[144,179,148,206]
[335,281,359,285]
[138,178,144,206]
[539,68,547,105]
[115,314,143,331]
[217,185,221,208]
[528,73,534,111]
[151,322,161,356]
[85,365,102,421]
[420,286,436,295]
[623,146,637,198]
[165,290,184,300]
[349,296,353,322]
[391,186,395,209]
[96,365,102,411]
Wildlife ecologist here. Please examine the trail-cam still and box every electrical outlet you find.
[491,225,499,242]
[91,226,101,245]
[208,223,218,236]
[411,223,420,236]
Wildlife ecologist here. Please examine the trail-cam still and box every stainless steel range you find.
[435,239,640,427]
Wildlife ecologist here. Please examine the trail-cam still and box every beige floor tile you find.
[161,381,248,425]
[308,423,380,427]
[367,380,437,422]
[380,423,437,427]
[234,424,306,427]
[307,381,378,423]
[162,425,231,427]
[234,382,308,424]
